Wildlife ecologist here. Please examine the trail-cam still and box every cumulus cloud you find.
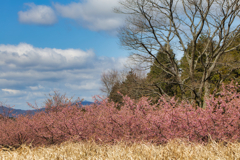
[53,0,125,31]
[18,3,57,25]
[0,43,95,71]
[0,43,128,110]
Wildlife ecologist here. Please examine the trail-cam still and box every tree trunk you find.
[203,79,210,108]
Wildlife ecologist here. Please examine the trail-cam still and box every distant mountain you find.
[75,101,93,106]
[0,106,43,117]
[0,101,93,117]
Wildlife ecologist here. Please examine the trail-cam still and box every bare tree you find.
[115,0,240,107]
[100,68,148,98]
[100,70,123,96]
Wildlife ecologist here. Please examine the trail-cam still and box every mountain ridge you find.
[0,101,93,117]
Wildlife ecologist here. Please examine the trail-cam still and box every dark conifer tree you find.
[109,82,123,104]
[146,46,180,101]
[109,70,144,103]
[180,33,240,101]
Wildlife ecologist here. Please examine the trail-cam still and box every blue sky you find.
[0,0,130,110]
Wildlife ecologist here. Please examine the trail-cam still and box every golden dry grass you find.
[0,139,240,160]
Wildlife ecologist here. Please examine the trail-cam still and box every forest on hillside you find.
[101,34,240,107]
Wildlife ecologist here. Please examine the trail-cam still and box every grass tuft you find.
[1,139,240,160]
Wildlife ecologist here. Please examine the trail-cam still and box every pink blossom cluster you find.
[0,82,240,147]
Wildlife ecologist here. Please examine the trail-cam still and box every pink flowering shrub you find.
[0,82,240,147]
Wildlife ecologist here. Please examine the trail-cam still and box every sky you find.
[0,0,131,110]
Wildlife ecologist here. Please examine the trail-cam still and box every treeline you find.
[101,34,240,106]
[113,0,240,108]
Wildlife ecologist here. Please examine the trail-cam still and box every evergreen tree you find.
[180,34,211,100]
[210,34,240,88]
[109,70,145,103]
[146,46,180,101]
[121,70,143,99]
[109,81,122,104]
[180,33,240,102]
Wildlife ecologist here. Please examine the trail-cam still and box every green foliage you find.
[210,35,240,86]
[180,33,240,97]
[179,34,210,99]
[146,47,180,101]
[109,70,144,103]
[109,82,123,104]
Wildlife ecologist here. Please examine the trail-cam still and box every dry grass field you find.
[0,139,240,160]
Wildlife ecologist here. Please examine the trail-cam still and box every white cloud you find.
[65,82,100,90]
[0,43,95,70]
[0,43,128,110]
[2,89,25,95]
[29,85,44,90]
[18,3,57,25]
[53,0,125,31]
